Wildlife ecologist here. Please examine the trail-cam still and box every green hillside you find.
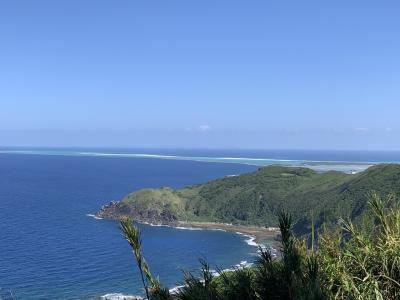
[98,164,400,234]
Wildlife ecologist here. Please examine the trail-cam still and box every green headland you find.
[97,164,400,235]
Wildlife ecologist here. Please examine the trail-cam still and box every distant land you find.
[96,164,400,235]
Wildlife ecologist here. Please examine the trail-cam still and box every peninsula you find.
[96,164,400,235]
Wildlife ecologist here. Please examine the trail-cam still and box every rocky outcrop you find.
[96,201,179,226]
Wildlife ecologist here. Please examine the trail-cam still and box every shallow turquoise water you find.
[2,147,394,173]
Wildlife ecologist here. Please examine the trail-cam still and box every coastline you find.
[176,221,280,248]
[89,212,280,249]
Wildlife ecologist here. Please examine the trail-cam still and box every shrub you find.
[120,193,400,300]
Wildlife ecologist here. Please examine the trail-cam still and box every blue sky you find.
[1,1,400,149]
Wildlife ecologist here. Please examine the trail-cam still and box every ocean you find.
[1,148,400,299]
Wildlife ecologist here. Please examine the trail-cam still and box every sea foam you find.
[99,293,141,300]
[86,214,103,220]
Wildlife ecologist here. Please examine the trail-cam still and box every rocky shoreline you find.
[96,201,180,226]
[96,201,280,246]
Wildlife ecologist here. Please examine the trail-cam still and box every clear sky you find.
[1,1,400,150]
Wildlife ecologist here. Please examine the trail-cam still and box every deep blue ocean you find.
[1,148,400,299]
[0,152,258,299]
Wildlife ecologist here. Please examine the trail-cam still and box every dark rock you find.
[95,201,179,226]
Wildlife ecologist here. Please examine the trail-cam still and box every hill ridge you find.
[96,164,400,234]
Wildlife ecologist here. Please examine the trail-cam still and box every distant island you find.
[96,164,400,235]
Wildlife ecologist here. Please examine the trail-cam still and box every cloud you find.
[354,127,369,132]
[198,125,211,131]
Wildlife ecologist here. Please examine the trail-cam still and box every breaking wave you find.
[0,149,377,173]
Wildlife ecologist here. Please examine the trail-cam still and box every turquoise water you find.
[1,147,397,173]
[1,148,400,299]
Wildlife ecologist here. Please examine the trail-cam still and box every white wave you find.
[209,228,227,232]
[175,226,203,231]
[234,231,259,247]
[169,284,185,294]
[211,260,255,276]
[137,221,181,229]
[99,293,141,300]
[233,231,280,258]
[234,260,253,268]
[0,149,383,173]
[138,220,227,231]
[245,236,258,247]
[140,221,166,227]
[135,221,204,231]
[113,153,373,167]
[86,213,103,220]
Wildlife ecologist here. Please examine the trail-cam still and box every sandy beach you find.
[177,221,280,247]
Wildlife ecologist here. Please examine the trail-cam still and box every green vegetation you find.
[116,164,400,234]
[317,192,400,299]
[123,187,187,219]
[120,193,400,300]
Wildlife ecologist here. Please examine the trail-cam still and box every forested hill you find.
[96,164,400,234]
